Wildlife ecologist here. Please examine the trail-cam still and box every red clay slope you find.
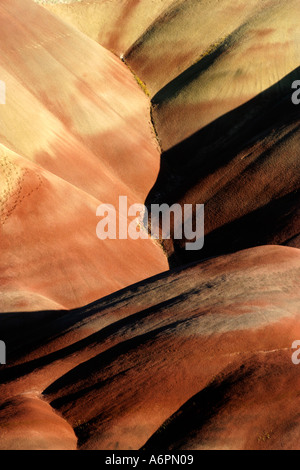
[0,0,168,312]
[143,351,300,450]
[0,145,167,312]
[0,394,77,450]
[0,0,161,202]
[1,245,299,450]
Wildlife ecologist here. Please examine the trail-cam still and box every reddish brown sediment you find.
[144,351,300,450]
[0,394,77,450]
[1,246,299,450]
[0,0,299,452]
[0,0,168,312]
[0,0,162,202]
[145,65,300,265]
[0,144,168,312]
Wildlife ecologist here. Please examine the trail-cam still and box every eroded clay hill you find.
[37,0,176,56]
[1,0,299,452]
[134,1,300,266]
[35,0,300,266]
[0,0,168,312]
[146,67,300,266]
[0,246,299,450]
[125,0,300,147]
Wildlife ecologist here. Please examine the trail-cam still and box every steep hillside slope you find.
[0,0,168,312]
[126,0,265,96]
[37,0,176,55]
[31,0,300,267]
[0,0,299,451]
[143,0,300,148]
[0,394,77,450]
[1,246,299,450]
[146,68,300,265]
[0,0,162,202]
[0,144,167,312]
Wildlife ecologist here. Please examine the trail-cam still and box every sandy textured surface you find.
[146,0,300,149]
[38,0,176,56]
[0,394,77,450]
[146,66,300,265]
[1,246,299,449]
[0,0,168,312]
[0,0,299,452]
[0,0,162,202]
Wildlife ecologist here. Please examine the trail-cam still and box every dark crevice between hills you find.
[0,258,194,362]
[151,32,236,106]
[141,362,256,450]
[0,294,188,384]
[145,67,300,268]
[43,315,190,406]
[169,190,300,267]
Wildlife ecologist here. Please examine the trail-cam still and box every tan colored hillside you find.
[0,0,168,312]
[38,0,176,55]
